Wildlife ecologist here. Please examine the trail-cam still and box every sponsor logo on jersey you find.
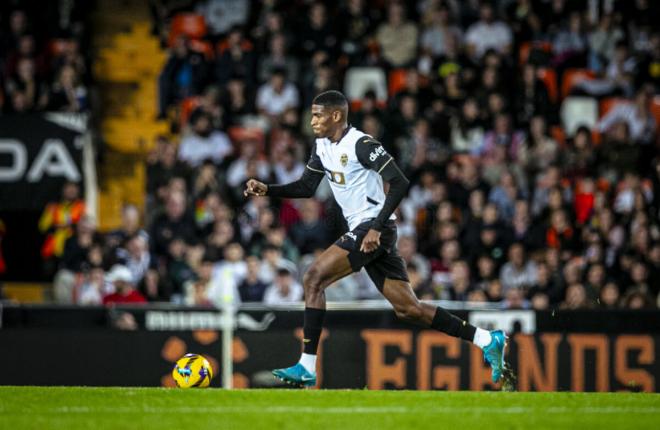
[369,146,386,162]
[340,153,348,167]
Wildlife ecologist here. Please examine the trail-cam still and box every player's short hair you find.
[312,90,348,110]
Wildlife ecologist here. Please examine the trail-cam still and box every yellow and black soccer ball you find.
[172,353,213,388]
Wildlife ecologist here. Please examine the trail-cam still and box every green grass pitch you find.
[1,387,659,429]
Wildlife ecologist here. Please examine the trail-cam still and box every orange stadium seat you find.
[651,96,660,129]
[561,68,596,99]
[388,69,407,97]
[550,125,566,147]
[519,40,553,65]
[169,13,207,45]
[599,97,629,118]
[537,68,558,103]
[180,96,201,127]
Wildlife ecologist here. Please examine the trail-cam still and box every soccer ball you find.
[172,353,214,388]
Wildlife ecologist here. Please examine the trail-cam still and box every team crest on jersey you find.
[340,153,348,167]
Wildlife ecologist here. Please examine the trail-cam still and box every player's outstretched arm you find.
[244,167,324,199]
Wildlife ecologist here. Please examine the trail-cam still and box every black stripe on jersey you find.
[366,196,379,205]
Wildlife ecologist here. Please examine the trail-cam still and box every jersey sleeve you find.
[306,142,325,174]
[355,136,394,173]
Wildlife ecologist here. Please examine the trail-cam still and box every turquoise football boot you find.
[482,330,508,383]
[272,363,317,387]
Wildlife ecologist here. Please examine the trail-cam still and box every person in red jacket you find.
[102,265,147,305]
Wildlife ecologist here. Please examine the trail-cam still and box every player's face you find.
[310,104,338,138]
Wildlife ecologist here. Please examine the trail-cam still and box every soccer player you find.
[244,90,508,388]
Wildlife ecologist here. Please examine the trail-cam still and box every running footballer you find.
[244,90,510,388]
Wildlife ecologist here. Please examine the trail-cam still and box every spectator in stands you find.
[588,13,625,72]
[597,85,657,146]
[102,265,147,305]
[39,181,86,266]
[225,138,270,193]
[46,64,87,112]
[552,11,587,70]
[298,2,337,58]
[337,0,375,64]
[183,255,215,307]
[515,64,553,127]
[215,25,255,86]
[178,111,233,168]
[76,265,107,306]
[263,266,303,305]
[158,36,207,118]
[115,233,151,285]
[4,57,48,112]
[561,283,593,309]
[465,2,512,60]
[150,190,197,258]
[106,204,145,249]
[375,1,418,67]
[289,199,330,256]
[238,255,268,302]
[450,97,485,153]
[146,136,191,203]
[256,67,299,122]
[195,0,248,37]
[499,243,538,292]
[258,32,300,84]
[420,4,462,59]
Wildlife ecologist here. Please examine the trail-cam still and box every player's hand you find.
[360,229,381,253]
[244,179,268,197]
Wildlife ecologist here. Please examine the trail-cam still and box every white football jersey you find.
[307,126,396,230]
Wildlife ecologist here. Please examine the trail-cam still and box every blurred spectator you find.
[184,255,215,307]
[256,68,299,120]
[158,36,207,117]
[178,111,233,168]
[258,32,300,84]
[263,266,303,305]
[102,265,147,305]
[116,234,152,285]
[238,255,268,302]
[150,190,197,257]
[195,0,249,36]
[375,1,418,67]
[38,181,85,264]
[465,3,512,60]
[46,64,87,112]
[597,85,657,146]
[76,266,107,306]
[499,243,538,292]
[289,199,331,256]
[215,25,255,86]
[420,4,462,59]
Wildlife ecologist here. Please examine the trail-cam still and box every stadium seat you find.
[560,96,598,137]
[48,38,72,57]
[537,68,558,103]
[599,97,629,118]
[550,125,566,147]
[388,68,407,97]
[180,96,201,127]
[519,40,553,65]
[343,67,388,105]
[561,68,596,99]
[651,96,660,130]
[169,13,206,46]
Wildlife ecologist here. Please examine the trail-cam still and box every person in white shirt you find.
[263,266,304,305]
[465,3,512,60]
[597,85,657,145]
[256,68,299,119]
[178,111,233,167]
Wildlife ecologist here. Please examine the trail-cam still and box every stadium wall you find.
[0,305,658,392]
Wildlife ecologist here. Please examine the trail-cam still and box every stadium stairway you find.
[92,0,169,231]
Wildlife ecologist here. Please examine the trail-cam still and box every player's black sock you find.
[431,307,476,342]
[303,307,326,355]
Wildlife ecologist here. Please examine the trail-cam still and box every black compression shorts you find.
[334,219,409,291]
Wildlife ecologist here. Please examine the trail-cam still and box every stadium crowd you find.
[43,0,660,310]
[0,1,91,114]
